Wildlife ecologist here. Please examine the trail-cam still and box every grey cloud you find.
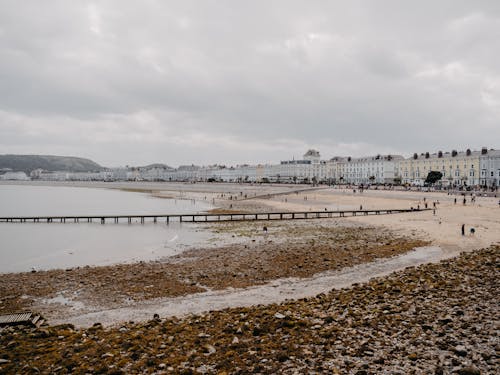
[0,1,499,166]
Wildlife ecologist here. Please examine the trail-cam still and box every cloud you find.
[0,1,499,166]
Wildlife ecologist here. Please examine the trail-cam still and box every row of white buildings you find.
[2,148,499,188]
[128,147,499,188]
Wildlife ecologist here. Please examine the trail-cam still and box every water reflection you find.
[0,185,212,273]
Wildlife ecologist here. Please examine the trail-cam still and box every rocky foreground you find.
[0,245,498,374]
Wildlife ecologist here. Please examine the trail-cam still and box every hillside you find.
[0,155,104,174]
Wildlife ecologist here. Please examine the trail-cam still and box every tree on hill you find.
[425,171,443,185]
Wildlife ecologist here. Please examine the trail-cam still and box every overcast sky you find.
[1,1,499,167]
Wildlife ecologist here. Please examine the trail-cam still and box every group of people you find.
[461,223,475,236]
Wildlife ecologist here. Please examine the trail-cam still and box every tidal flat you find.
[0,220,427,322]
[1,245,497,374]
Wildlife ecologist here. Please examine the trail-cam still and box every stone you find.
[454,345,468,357]
[457,366,480,375]
[408,353,418,361]
[274,312,286,319]
[202,344,216,355]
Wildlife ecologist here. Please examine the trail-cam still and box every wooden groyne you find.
[0,208,428,224]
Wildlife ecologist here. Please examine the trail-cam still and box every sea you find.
[0,184,213,273]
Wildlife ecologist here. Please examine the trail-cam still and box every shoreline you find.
[50,245,444,328]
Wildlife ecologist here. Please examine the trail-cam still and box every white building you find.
[277,150,326,183]
[479,149,500,187]
[326,155,402,185]
[0,171,30,181]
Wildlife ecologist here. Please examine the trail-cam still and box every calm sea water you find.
[0,185,212,273]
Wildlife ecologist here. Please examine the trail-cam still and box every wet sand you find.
[0,220,426,325]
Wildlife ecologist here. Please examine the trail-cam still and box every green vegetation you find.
[0,155,103,174]
[425,170,443,185]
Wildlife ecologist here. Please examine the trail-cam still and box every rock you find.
[101,353,114,358]
[457,366,480,375]
[454,345,468,357]
[37,329,50,338]
[438,316,453,325]
[232,336,239,344]
[0,359,10,364]
[274,312,286,319]
[202,344,216,355]
[408,353,419,361]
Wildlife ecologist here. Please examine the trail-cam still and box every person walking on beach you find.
[470,227,475,236]
[461,224,465,236]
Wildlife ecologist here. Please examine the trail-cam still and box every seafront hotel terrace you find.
[2,147,499,188]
